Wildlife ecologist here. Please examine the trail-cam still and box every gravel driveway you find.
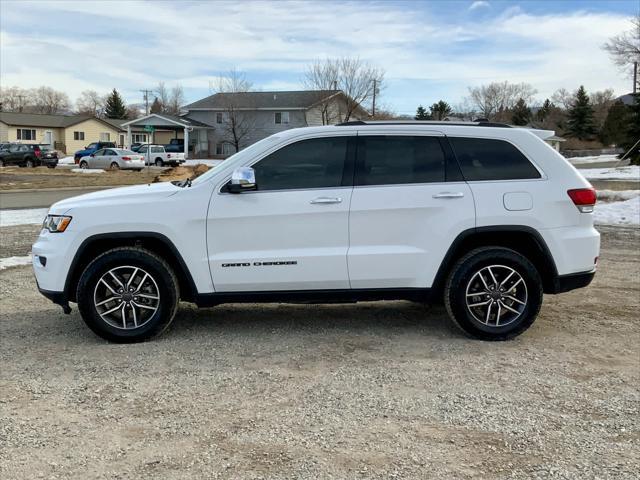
[0,226,638,479]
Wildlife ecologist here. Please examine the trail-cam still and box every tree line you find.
[0,83,185,120]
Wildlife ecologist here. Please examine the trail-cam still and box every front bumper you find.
[37,286,72,313]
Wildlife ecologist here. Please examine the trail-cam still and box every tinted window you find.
[253,137,348,191]
[356,136,446,186]
[449,137,541,181]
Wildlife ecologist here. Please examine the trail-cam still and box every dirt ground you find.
[0,164,211,190]
[0,226,638,479]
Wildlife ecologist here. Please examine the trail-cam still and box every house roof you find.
[184,90,342,110]
[121,113,211,128]
[0,111,94,128]
[617,93,637,106]
[0,111,135,130]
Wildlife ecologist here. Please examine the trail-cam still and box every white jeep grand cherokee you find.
[33,121,600,343]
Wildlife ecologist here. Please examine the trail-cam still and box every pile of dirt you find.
[152,164,210,183]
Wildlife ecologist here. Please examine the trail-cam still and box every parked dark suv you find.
[40,145,59,168]
[0,143,42,167]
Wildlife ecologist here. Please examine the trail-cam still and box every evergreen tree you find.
[429,100,452,120]
[150,97,163,114]
[104,88,127,119]
[511,98,531,126]
[415,105,429,120]
[600,100,631,146]
[536,99,553,122]
[566,86,596,140]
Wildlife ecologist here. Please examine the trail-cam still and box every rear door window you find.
[449,137,541,181]
[355,135,446,186]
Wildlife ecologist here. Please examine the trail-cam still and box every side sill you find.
[194,288,432,308]
[547,270,596,294]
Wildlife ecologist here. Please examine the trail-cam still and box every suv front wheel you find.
[444,247,543,341]
[76,247,179,342]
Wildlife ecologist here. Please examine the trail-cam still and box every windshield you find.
[117,149,136,155]
[87,143,98,149]
[192,135,282,185]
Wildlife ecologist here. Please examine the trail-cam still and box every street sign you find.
[144,125,155,133]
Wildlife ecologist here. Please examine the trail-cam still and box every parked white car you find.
[78,148,145,171]
[137,144,185,167]
[33,121,599,343]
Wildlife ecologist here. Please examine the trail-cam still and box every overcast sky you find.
[0,0,636,115]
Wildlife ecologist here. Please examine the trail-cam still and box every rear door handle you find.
[310,197,342,204]
[432,192,465,199]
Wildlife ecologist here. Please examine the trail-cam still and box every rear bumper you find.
[549,269,596,294]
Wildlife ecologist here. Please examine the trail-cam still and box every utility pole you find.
[140,89,153,116]
[16,94,26,112]
[634,62,638,94]
[372,79,377,117]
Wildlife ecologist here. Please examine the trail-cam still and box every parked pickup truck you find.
[138,144,185,166]
[74,142,116,162]
[163,138,185,153]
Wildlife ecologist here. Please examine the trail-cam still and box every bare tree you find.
[0,86,33,112]
[126,103,144,120]
[76,90,105,117]
[551,88,574,110]
[166,84,185,115]
[213,70,254,153]
[603,15,640,90]
[156,81,170,112]
[32,86,70,114]
[303,59,340,124]
[304,57,384,122]
[590,88,616,129]
[467,81,537,120]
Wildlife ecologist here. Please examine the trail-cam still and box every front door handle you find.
[310,197,343,204]
[432,192,465,199]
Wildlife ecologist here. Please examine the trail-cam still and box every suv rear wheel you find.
[76,247,179,343]
[25,159,35,168]
[444,247,542,341]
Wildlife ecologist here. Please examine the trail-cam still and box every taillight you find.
[122,156,131,161]
[567,188,596,213]
[35,149,42,158]
[167,154,172,158]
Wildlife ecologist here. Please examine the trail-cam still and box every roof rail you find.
[335,120,512,128]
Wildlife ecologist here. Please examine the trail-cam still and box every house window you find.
[216,112,224,124]
[100,132,110,141]
[74,131,85,141]
[132,133,148,143]
[17,129,36,140]
[274,112,290,124]
[216,142,233,155]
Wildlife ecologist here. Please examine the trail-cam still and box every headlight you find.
[43,215,72,233]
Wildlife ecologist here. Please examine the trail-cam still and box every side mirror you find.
[228,167,256,193]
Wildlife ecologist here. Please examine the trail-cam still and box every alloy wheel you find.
[465,265,528,327]
[93,266,160,330]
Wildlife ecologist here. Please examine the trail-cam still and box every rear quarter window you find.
[449,137,541,181]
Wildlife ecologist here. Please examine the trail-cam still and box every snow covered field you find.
[567,154,619,165]
[0,208,48,227]
[581,166,640,181]
[184,159,224,167]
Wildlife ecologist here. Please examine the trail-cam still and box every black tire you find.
[76,247,180,343]
[444,247,543,341]
[79,160,88,169]
[155,158,163,167]
[0,159,4,167]
[25,159,35,168]
[110,162,120,170]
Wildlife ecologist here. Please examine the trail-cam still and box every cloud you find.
[469,1,490,11]
[0,0,632,114]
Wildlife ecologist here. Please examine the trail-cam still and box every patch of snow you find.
[184,159,224,167]
[71,168,105,174]
[568,154,619,165]
[58,156,75,165]
[0,255,32,270]
[0,208,48,227]
[581,166,640,181]
[594,197,640,226]
[597,190,640,202]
